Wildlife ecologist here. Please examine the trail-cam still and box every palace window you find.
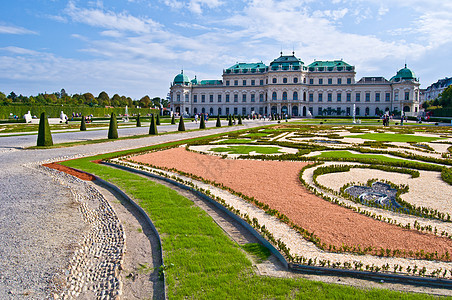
[337,78,342,84]
[328,78,332,84]
[328,93,332,102]
[272,78,277,84]
[251,94,255,102]
[226,80,230,86]
[242,94,246,102]
[201,95,205,102]
[347,78,352,84]
[283,78,288,83]
[385,93,390,102]
[251,80,255,86]
[193,95,197,103]
[293,91,298,100]
[260,79,264,85]
[226,94,230,102]
[375,92,380,102]
[282,92,287,100]
[405,91,410,100]
[309,78,314,84]
[346,93,351,102]
[365,93,370,102]
[243,80,246,86]
[259,94,264,102]
[218,94,222,102]
[294,77,298,83]
[309,93,314,102]
[272,92,277,100]
[234,80,238,86]
[210,95,213,102]
[318,93,323,102]
[337,93,342,102]
[234,94,238,102]
[319,78,323,84]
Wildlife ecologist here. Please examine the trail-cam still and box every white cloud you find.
[0,46,41,56]
[162,0,223,14]
[0,25,37,35]
[64,1,162,34]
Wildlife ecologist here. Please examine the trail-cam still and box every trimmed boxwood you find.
[37,112,53,146]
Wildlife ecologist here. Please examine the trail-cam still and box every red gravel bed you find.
[131,147,452,259]
[43,162,95,181]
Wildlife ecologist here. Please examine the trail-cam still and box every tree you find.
[97,91,110,106]
[108,113,118,139]
[149,113,158,135]
[136,114,141,127]
[216,115,221,127]
[139,95,151,108]
[60,88,68,98]
[8,91,17,101]
[438,85,452,107]
[178,116,185,131]
[238,115,242,125]
[112,94,121,107]
[171,114,175,124]
[37,112,53,146]
[80,116,87,131]
[156,113,160,125]
[228,115,233,126]
[199,114,206,129]
[83,92,95,105]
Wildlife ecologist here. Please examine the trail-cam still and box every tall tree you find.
[108,113,118,139]
[112,94,121,107]
[139,95,151,108]
[149,113,158,135]
[97,91,110,106]
[178,116,185,131]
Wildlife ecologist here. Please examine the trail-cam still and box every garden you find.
[58,122,452,298]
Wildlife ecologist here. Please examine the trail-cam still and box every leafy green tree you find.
[80,116,87,131]
[178,116,185,131]
[83,93,95,105]
[439,85,452,107]
[97,91,110,106]
[37,112,53,146]
[199,114,206,129]
[108,113,118,139]
[8,91,17,101]
[112,94,121,107]
[149,113,158,135]
[139,95,151,108]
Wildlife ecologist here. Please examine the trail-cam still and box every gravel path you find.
[0,119,271,299]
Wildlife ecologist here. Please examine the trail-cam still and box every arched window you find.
[283,78,288,83]
[272,92,277,100]
[365,107,370,116]
[272,78,277,83]
[356,107,360,116]
[194,108,197,114]
[375,107,380,115]
[202,107,205,114]
[218,107,222,116]
[293,91,298,100]
[294,77,298,83]
[282,92,287,100]
[210,107,214,115]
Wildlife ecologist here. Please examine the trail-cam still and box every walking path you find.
[0,119,271,299]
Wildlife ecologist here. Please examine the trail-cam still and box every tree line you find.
[0,89,168,108]
[422,85,452,109]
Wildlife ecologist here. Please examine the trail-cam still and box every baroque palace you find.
[169,53,420,117]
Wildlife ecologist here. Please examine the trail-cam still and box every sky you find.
[0,0,451,100]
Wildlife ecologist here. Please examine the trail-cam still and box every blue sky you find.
[0,0,451,99]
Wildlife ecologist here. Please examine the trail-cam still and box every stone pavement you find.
[0,119,273,299]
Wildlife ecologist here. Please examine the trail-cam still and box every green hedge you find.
[0,105,158,119]
[428,108,452,117]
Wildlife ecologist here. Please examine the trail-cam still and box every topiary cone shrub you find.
[228,115,233,126]
[171,114,175,124]
[37,112,53,146]
[108,112,118,139]
[200,114,206,129]
[80,116,87,131]
[136,114,141,127]
[149,113,158,135]
[178,116,185,131]
[216,115,221,127]
[156,113,160,125]
[238,115,242,125]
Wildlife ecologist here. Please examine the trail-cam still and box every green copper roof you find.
[390,65,417,82]
[173,71,190,85]
[191,76,199,85]
[308,60,352,68]
[199,80,222,85]
[269,54,303,70]
[225,62,267,71]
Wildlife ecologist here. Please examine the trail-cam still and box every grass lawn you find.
[348,133,443,143]
[215,138,255,144]
[315,150,418,164]
[60,147,435,299]
[242,132,271,138]
[210,145,283,154]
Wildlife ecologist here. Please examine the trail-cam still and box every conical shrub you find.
[37,112,53,146]
[108,113,118,139]
[136,114,141,127]
[216,115,221,127]
[178,116,185,131]
[80,116,87,131]
[238,115,242,125]
[228,115,233,126]
[156,113,160,125]
[171,114,176,124]
[199,114,206,129]
[149,113,158,135]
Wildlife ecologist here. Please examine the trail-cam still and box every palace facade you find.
[169,53,420,117]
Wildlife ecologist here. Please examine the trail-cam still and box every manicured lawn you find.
[210,145,283,154]
[216,138,255,144]
[242,132,271,138]
[60,149,436,299]
[348,133,442,143]
[316,150,414,164]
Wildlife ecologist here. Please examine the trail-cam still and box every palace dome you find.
[173,71,190,85]
[391,65,417,82]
